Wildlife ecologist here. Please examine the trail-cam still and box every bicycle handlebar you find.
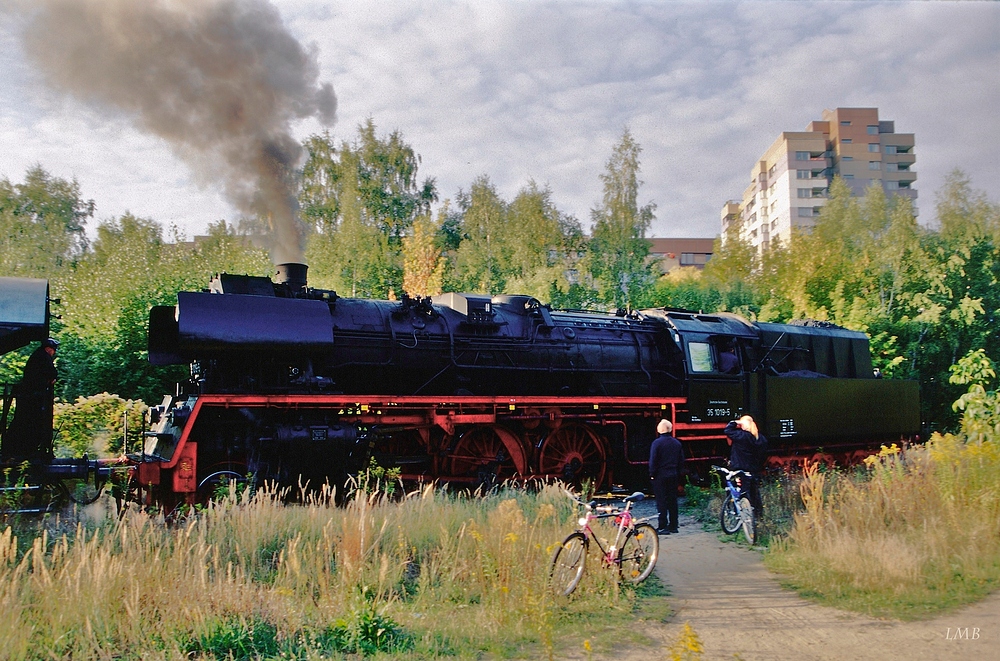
[563,489,641,516]
[711,465,752,479]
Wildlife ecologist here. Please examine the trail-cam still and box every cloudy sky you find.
[1,0,998,241]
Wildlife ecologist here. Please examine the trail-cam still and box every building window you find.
[868,143,880,152]
[885,163,898,172]
[885,181,900,190]
[884,145,897,154]
[869,161,881,170]
[797,188,811,198]
[768,165,776,177]
[840,120,851,126]
[680,253,710,266]
[867,125,879,135]
[844,174,854,180]
[795,151,809,161]
[842,156,853,161]
[796,169,810,179]
[797,207,813,217]
[841,138,852,144]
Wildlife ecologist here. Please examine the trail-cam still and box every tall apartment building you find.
[722,108,916,253]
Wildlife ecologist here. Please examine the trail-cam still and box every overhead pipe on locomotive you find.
[134,264,920,507]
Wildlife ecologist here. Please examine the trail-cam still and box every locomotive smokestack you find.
[274,262,308,293]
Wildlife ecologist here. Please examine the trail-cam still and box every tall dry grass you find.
[765,434,1000,618]
[0,482,648,660]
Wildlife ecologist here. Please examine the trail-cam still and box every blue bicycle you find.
[712,465,756,545]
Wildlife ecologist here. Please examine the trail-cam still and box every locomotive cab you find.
[640,309,757,424]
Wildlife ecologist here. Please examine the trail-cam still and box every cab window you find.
[688,342,715,372]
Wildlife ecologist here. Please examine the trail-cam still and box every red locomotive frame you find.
[134,393,733,506]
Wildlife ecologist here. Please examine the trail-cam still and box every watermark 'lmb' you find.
[945,627,981,640]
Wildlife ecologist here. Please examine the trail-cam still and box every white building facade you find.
[723,108,917,253]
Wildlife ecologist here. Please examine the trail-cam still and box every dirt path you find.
[638,512,999,660]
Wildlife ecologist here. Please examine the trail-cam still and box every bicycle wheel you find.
[65,477,104,505]
[720,493,740,534]
[738,496,756,545]
[550,532,588,596]
[619,523,659,583]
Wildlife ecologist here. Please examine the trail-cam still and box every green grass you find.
[0,482,671,660]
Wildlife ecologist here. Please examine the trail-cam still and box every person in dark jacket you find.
[724,415,767,516]
[717,340,739,374]
[2,338,58,462]
[649,419,684,534]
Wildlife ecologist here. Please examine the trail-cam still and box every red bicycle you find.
[549,490,659,596]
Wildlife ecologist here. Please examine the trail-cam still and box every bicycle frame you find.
[712,465,756,544]
[579,502,632,566]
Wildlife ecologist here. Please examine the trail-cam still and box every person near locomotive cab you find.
[724,415,767,517]
[649,419,684,535]
[2,338,58,462]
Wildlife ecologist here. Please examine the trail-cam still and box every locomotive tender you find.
[136,263,920,505]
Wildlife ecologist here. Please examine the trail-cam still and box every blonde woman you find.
[723,415,767,516]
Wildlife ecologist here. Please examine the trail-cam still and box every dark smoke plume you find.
[20,0,336,264]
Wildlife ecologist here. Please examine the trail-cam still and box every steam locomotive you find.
[1,266,921,511]
[129,263,920,507]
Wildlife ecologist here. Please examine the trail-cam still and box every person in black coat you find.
[649,419,684,534]
[2,338,58,462]
[724,415,767,516]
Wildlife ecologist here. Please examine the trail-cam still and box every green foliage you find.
[444,178,585,300]
[0,166,93,277]
[586,128,656,309]
[402,212,446,296]
[52,393,147,458]
[351,456,401,498]
[321,589,413,656]
[949,349,1000,443]
[299,121,437,298]
[188,617,280,660]
[451,175,511,294]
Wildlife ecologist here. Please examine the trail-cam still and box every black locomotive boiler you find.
[135,263,920,506]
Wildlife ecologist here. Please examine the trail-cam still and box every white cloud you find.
[2,1,998,241]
